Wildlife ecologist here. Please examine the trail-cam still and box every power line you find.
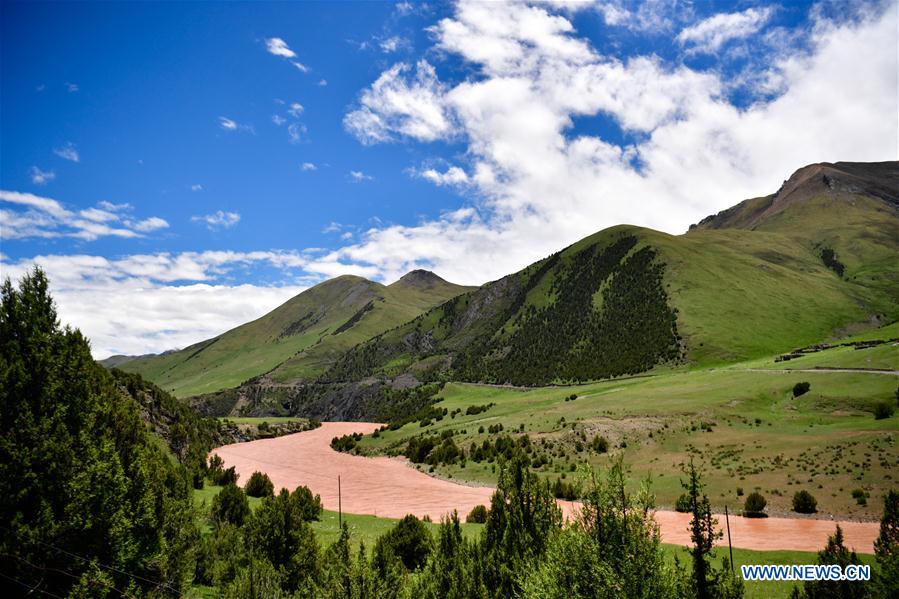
[2,551,135,599]
[2,526,180,597]
[0,571,65,599]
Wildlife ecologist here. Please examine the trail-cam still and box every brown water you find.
[213,422,878,553]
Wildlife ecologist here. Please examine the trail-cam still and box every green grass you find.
[120,275,472,398]
[660,544,877,599]
[193,484,482,550]
[354,338,898,520]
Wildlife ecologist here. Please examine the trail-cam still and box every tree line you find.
[3,269,898,598]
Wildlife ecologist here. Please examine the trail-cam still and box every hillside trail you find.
[740,368,898,375]
[213,422,881,554]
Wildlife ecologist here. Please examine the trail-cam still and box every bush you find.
[874,401,895,420]
[213,465,238,486]
[374,514,433,571]
[793,382,811,397]
[466,504,488,523]
[851,488,868,506]
[793,490,818,514]
[675,493,691,513]
[245,471,274,498]
[211,482,250,527]
[591,435,609,453]
[743,492,767,517]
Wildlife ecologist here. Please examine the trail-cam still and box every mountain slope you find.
[324,161,898,386]
[118,271,473,397]
[693,161,899,305]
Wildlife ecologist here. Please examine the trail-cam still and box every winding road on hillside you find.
[212,422,881,554]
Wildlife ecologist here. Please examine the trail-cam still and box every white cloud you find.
[29,166,55,185]
[318,79,328,86]
[418,166,469,186]
[344,60,453,144]
[0,191,166,241]
[380,36,404,53]
[218,116,253,133]
[350,170,373,182]
[301,162,318,171]
[288,102,304,117]
[1,252,310,357]
[66,82,79,93]
[53,142,80,162]
[322,221,342,233]
[98,201,132,212]
[292,61,310,73]
[287,123,306,144]
[191,210,241,230]
[328,0,897,286]
[190,184,203,192]
[677,7,774,54]
[130,216,169,232]
[79,207,119,222]
[272,114,287,126]
[265,37,296,58]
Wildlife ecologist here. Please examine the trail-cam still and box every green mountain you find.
[324,161,898,387]
[116,270,474,397]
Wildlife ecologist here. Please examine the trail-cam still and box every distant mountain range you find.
[111,270,473,396]
[111,161,899,418]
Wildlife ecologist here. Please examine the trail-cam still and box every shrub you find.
[736,487,744,497]
[851,488,868,506]
[466,504,488,523]
[245,471,274,498]
[290,485,323,522]
[874,401,895,420]
[793,490,818,514]
[743,492,767,517]
[375,514,433,571]
[466,403,494,415]
[793,382,811,397]
[675,493,691,513]
[211,482,250,527]
[213,465,238,486]
[551,477,579,501]
[591,435,609,453]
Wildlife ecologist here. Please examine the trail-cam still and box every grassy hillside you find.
[119,271,472,397]
[322,162,897,386]
[350,321,898,521]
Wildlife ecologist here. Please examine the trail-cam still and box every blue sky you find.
[1,0,896,357]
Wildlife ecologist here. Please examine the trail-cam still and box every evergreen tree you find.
[683,460,743,599]
[792,526,866,599]
[243,487,322,593]
[480,455,562,597]
[413,511,482,599]
[0,268,198,596]
[872,490,899,599]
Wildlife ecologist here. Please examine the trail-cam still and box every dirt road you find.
[212,422,880,554]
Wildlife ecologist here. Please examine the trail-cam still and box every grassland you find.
[351,323,898,521]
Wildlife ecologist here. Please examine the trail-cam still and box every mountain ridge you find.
[115,270,474,396]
